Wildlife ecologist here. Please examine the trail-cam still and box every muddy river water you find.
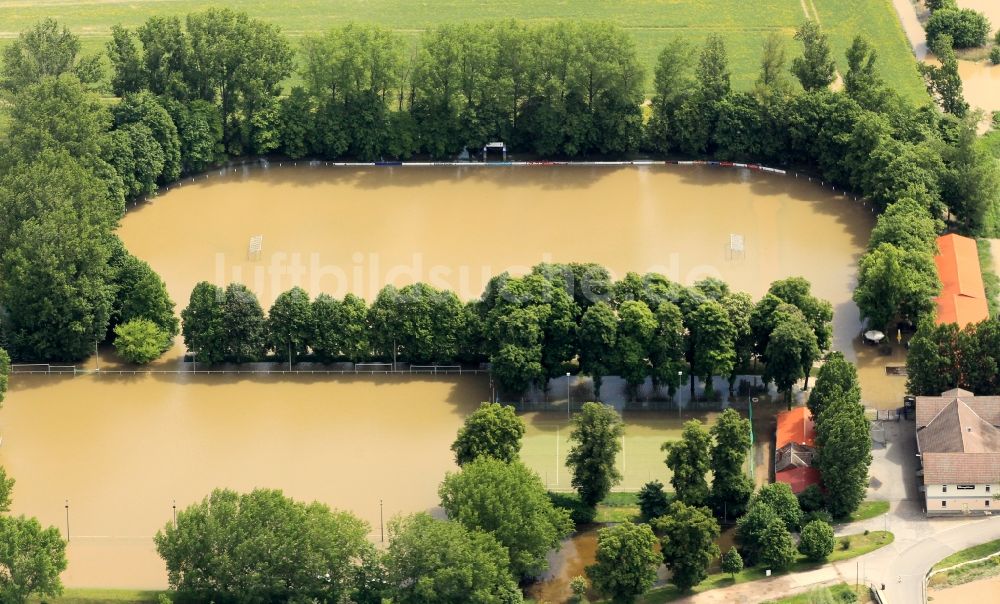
[0,165,901,589]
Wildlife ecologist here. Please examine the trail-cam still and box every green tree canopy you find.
[180,281,226,365]
[638,480,670,522]
[566,402,624,508]
[798,519,835,562]
[807,351,861,418]
[654,501,720,592]
[0,515,68,604]
[587,521,660,604]
[925,8,991,49]
[311,293,369,363]
[220,283,267,363]
[109,246,179,338]
[616,300,657,399]
[267,286,313,363]
[579,301,618,399]
[749,482,803,531]
[438,457,573,579]
[688,300,736,398]
[709,408,754,519]
[854,243,940,331]
[1,18,100,93]
[384,513,522,604]
[763,306,819,405]
[155,488,372,603]
[736,501,795,569]
[451,402,526,466]
[816,392,872,518]
[791,20,837,91]
[905,320,961,395]
[114,319,171,364]
[868,198,940,254]
[663,420,712,507]
[721,547,743,578]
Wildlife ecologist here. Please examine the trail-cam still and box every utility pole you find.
[173,499,177,527]
[379,499,384,543]
[65,499,70,541]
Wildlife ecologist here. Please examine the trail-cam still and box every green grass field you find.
[0,0,926,100]
[520,410,724,492]
[933,537,1000,571]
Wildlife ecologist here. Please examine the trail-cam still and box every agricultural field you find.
[0,0,927,100]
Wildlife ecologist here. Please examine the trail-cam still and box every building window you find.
[942,485,948,492]
[958,485,975,490]
[942,501,947,507]
[987,500,991,507]
[988,485,992,493]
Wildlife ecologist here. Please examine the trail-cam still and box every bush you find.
[925,8,991,49]
[840,537,852,550]
[804,509,834,525]
[638,480,670,522]
[797,484,825,513]
[990,47,1000,65]
[113,318,170,364]
[721,546,743,578]
[926,0,957,11]
[798,520,836,562]
[569,575,589,603]
[548,491,597,526]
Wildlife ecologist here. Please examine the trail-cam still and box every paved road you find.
[891,0,928,59]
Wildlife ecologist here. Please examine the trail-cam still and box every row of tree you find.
[178,270,832,400]
[94,14,998,238]
[906,316,1000,395]
[853,197,942,332]
[5,13,982,238]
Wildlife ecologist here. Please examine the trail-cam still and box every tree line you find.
[12,11,996,233]
[179,268,832,400]
[906,316,1000,395]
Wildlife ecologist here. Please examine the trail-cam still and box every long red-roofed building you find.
[933,234,989,328]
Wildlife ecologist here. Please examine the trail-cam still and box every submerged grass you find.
[27,589,165,603]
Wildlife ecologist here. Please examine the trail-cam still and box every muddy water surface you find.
[2,165,893,589]
[119,165,874,356]
[0,374,485,587]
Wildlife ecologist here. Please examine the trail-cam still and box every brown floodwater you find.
[0,374,486,588]
[1,164,895,589]
[119,164,874,358]
[930,575,1000,604]
[527,524,738,602]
